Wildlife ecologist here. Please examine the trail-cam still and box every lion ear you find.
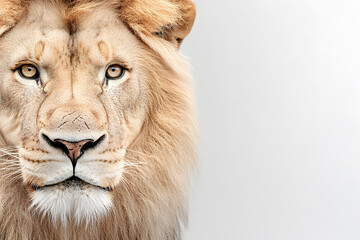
[119,0,196,48]
[0,0,25,37]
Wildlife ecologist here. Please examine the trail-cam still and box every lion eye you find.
[105,64,125,80]
[18,64,39,79]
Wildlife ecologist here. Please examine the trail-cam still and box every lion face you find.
[0,0,196,237]
[0,2,148,224]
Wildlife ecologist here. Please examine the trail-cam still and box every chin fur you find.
[30,184,113,226]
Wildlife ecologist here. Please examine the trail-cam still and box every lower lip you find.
[30,179,111,191]
[63,179,85,187]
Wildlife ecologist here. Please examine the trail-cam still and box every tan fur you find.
[0,0,196,239]
[98,41,110,61]
[34,41,45,60]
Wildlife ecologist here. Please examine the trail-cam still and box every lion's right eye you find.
[18,64,40,80]
[105,64,125,80]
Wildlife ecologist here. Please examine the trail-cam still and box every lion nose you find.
[42,134,105,168]
[55,139,92,167]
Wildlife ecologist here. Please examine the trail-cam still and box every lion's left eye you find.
[105,64,125,80]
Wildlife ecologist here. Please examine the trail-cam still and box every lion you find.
[0,0,196,239]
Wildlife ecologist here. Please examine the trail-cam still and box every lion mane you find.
[0,0,196,239]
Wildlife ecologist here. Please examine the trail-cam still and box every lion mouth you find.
[30,176,111,191]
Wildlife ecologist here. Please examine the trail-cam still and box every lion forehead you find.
[4,0,139,69]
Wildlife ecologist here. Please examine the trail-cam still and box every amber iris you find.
[19,64,39,79]
[106,65,124,79]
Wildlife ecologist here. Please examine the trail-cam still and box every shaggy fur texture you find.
[0,0,196,239]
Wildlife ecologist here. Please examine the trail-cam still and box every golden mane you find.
[0,0,196,239]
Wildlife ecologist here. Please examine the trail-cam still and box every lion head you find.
[0,0,196,239]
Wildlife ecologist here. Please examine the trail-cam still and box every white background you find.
[182,0,360,239]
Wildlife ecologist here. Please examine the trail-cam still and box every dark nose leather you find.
[42,134,105,168]
[54,139,92,167]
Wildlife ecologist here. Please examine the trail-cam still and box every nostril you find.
[42,134,68,153]
[41,134,105,168]
[82,134,105,152]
